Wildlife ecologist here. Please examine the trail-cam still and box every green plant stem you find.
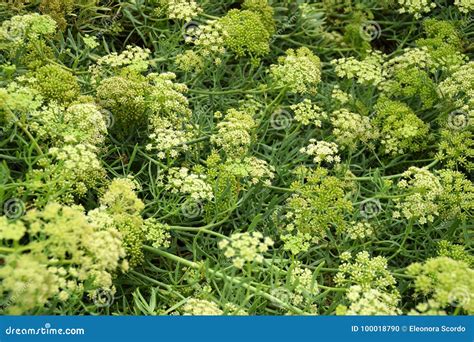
[143,246,305,314]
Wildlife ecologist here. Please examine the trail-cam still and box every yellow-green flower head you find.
[100,178,146,267]
[218,232,274,269]
[373,97,430,155]
[270,47,322,95]
[29,102,107,146]
[0,82,42,126]
[397,0,437,18]
[30,64,80,104]
[332,50,387,86]
[220,9,271,57]
[337,285,401,315]
[0,13,56,45]
[159,0,203,22]
[181,298,223,315]
[211,108,256,157]
[0,203,126,314]
[407,257,474,314]
[242,0,276,36]
[335,251,397,292]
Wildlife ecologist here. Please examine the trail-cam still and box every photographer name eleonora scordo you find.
[351,325,467,333]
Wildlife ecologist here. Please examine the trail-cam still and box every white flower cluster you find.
[339,285,401,315]
[335,251,397,290]
[0,13,56,45]
[397,0,436,18]
[347,221,374,240]
[438,61,474,117]
[393,167,443,225]
[398,0,473,17]
[331,51,387,86]
[178,20,228,68]
[223,157,275,186]
[290,99,327,126]
[142,218,171,249]
[331,86,352,105]
[182,298,223,315]
[454,0,474,13]
[299,139,340,165]
[270,47,322,95]
[330,109,377,150]
[218,232,274,269]
[29,102,107,146]
[161,0,202,22]
[146,128,193,159]
[91,45,151,81]
[287,263,319,307]
[335,251,400,315]
[163,167,213,201]
[146,72,194,159]
[211,108,256,156]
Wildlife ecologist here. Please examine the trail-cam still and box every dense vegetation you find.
[0,0,473,315]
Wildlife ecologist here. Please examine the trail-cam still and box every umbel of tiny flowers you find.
[290,99,327,126]
[218,232,274,269]
[331,50,387,86]
[269,47,322,95]
[157,0,202,22]
[299,139,341,165]
[0,202,126,314]
[406,257,474,314]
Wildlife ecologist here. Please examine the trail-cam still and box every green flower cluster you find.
[407,257,474,314]
[373,97,430,156]
[219,231,274,269]
[335,251,400,315]
[270,47,322,95]
[279,167,352,253]
[0,203,126,314]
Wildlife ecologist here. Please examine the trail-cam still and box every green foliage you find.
[0,0,472,316]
